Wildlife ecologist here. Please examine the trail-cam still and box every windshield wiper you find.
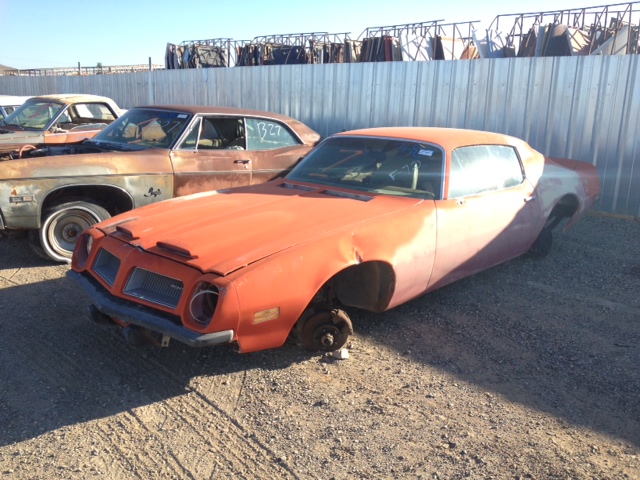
[91,139,147,151]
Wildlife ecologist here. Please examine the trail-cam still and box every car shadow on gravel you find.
[0,234,57,269]
[0,275,316,447]
[352,224,640,449]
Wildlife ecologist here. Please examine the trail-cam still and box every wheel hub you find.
[320,331,336,347]
[62,224,81,240]
[299,308,353,352]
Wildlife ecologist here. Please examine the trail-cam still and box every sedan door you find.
[169,116,254,197]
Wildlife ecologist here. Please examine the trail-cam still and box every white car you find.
[0,95,30,121]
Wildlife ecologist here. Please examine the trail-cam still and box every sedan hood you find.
[100,180,422,276]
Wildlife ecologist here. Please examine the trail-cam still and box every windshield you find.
[3,101,64,130]
[92,109,193,149]
[286,136,445,199]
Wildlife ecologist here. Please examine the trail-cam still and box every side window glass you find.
[245,118,299,150]
[492,145,525,188]
[177,117,246,150]
[71,103,116,122]
[178,118,202,150]
[84,103,116,121]
[56,108,73,125]
[449,145,524,198]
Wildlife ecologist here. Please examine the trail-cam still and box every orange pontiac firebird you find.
[67,127,601,354]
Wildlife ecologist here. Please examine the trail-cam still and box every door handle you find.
[234,159,251,164]
[524,195,537,203]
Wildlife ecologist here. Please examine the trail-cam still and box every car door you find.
[244,117,315,184]
[169,116,254,197]
[429,144,542,290]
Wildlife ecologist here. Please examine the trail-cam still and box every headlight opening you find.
[189,283,219,324]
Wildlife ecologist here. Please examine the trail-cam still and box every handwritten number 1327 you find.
[257,122,281,139]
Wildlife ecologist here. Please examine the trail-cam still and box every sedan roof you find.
[27,93,119,105]
[134,104,307,120]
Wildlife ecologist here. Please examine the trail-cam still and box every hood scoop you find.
[155,242,197,259]
[114,225,138,240]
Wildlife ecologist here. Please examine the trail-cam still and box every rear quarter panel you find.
[535,156,601,227]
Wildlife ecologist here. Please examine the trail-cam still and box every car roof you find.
[338,127,535,153]
[133,105,302,122]
[27,93,118,105]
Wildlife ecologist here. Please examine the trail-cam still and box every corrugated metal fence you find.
[1,56,639,215]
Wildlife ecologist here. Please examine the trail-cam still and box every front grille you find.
[93,249,121,286]
[124,268,184,309]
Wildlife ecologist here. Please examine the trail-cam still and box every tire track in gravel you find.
[81,327,301,478]
[139,355,301,479]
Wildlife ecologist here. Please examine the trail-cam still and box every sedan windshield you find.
[287,136,444,199]
[92,109,192,149]
[3,101,64,130]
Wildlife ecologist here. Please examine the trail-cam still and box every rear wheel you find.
[298,308,353,352]
[30,199,110,263]
[528,227,553,258]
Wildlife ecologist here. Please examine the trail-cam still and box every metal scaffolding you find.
[489,1,640,55]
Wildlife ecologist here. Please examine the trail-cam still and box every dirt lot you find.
[1,213,639,479]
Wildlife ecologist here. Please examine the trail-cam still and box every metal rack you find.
[358,20,480,61]
[359,20,442,40]
[248,32,350,46]
[489,2,640,55]
[171,38,250,68]
[237,32,352,65]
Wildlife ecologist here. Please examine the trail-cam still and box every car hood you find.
[100,180,422,276]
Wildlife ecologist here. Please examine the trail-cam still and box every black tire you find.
[528,227,553,258]
[27,229,50,261]
[33,199,110,263]
[298,308,353,352]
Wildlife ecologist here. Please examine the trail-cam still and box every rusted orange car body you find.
[68,127,600,354]
[0,94,122,154]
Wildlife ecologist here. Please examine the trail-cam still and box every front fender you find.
[230,205,436,353]
[231,233,364,353]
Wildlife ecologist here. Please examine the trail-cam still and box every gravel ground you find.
[0,213,639,479]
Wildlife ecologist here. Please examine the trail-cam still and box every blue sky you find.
[0,0,597,69]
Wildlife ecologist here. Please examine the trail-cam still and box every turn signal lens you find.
[253,307,280,324]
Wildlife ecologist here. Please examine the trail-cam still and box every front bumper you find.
[67,269,234,347]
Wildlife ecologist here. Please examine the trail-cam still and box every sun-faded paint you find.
[69,127,600,354]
